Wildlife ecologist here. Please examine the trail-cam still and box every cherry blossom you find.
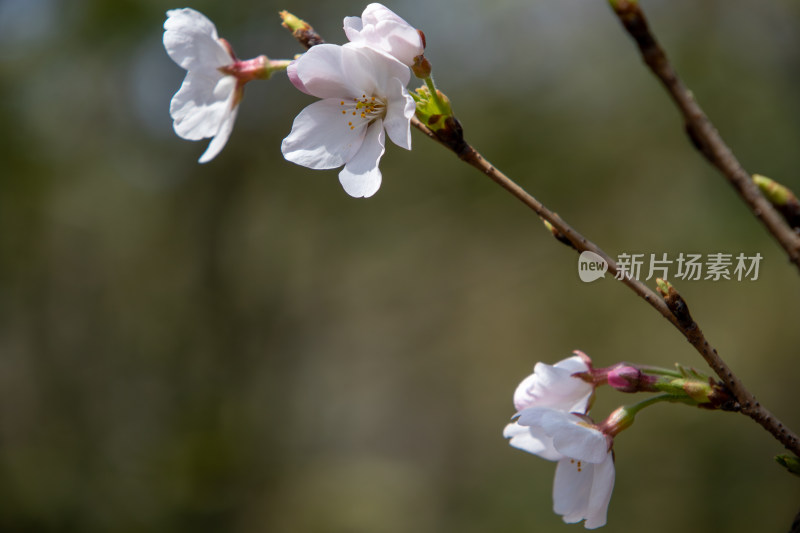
[506,407,615,529]
[164,8,277,163]
[512,352,595,414]
[343,3,424,67]
[281,43,416,198]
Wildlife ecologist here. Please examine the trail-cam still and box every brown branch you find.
[790,507,800,533]
[412,115,800,456]
[608,0,800,271]
[284,9,800,457]
[658,281,799,452]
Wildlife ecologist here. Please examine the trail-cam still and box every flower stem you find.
[627,393,688,415]
[600,393,686,437]
[424,76,447,111]
[635,365,683,378]
[268,59,292,72]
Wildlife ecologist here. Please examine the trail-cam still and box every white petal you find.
[382,77,415,150]
[163,8,232,72]
[583,453,615,529]
[512,356,593,413]
[554,355,591,374]
[361,3,409,26]
[553,457,593,524]
[550,423,609,465]
[282,99,367,170]
[291,44,358,100]
[198,97,239,163]
[344,4,423,66]
[503,422,563,461]
[513,373,544,412]
[170,71,236,141]
[515,408,608,464]
[339,121,385,198]
[343,15,364,35]
[342,44,410,94]
[377,21,424,66]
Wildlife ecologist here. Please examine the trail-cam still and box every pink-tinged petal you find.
[282,99,367,170]
[583,454,615,529]
[513,373,545,411]
[286,60,309,95]
[344,3,423,66]
[163,8,232,72]
[503,422,563,461]
[198,96,238,163]
[553,457,593,524]
[339,121,385,198]
[170,71,235,140]
[513,356,593,413]
[291,44,359,100]
[382,77,415,150]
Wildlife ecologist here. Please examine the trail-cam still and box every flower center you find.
[339,94,387,131]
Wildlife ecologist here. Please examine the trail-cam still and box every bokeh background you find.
[2,0,799,531]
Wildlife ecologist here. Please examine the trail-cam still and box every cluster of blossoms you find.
[163,3,424,197]
[505,351,734,528]
[164,4,740,530]
[504,353,615,529]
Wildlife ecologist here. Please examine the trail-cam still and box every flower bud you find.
[775,454,800,478]
[607,365,657,393]
[412,54,432,79]
[754,174,797,206]
[753,174,800,229]
[280,10,324,49]
[598,406,635,438]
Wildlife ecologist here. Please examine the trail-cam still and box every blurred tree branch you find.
[608,0,800,272]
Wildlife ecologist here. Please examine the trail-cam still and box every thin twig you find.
[411,115,800,456]
[285,11,800,457]
[608,0,800,271]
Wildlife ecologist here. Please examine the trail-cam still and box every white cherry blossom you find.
[281,43,416,198]
[164,8,273,163]
[505,407,615,529]
[344,3,424,67]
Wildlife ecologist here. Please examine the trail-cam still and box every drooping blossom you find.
[512,352,595,414]
[281,43,416,198]
[343,3,424,67]
[505,407,615,529]
[164,8,277,163]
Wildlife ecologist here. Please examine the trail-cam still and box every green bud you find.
[655,278,671,298]
[280,11,324,49]
[414,85,453,132]
[753,174,800,229]
[753,174,797,207]
[541,217,574,249]
[279,11,309,33]
[775,454,800,478]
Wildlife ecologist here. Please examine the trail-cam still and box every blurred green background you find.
[1,0,799,531]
